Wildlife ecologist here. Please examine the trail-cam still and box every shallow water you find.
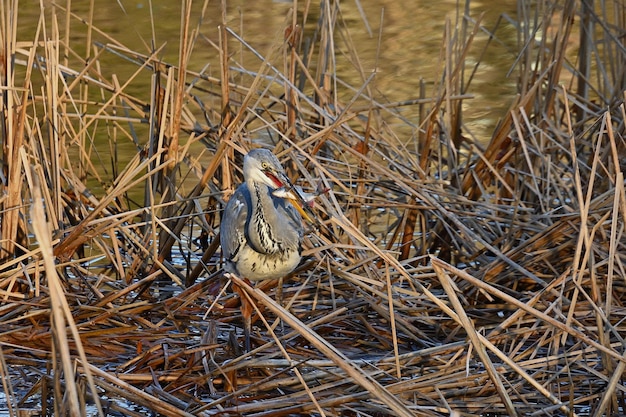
[16,0,518,144]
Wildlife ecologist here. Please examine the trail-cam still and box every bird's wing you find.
[220,185,249,262]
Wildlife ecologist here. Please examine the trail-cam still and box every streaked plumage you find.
[220,149,305,350]
[220,149,304,280]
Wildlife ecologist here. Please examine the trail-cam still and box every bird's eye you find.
[261,162,269,169]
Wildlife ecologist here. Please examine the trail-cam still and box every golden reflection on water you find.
[333,0,520,142]
[19,0,519,144]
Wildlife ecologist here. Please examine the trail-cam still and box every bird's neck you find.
[247,181,284,255]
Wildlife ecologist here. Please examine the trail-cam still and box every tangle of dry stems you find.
[1,0,625,416]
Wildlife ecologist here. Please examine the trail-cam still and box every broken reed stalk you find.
[0,0,26,265]
[229,273,415,417]
[28,165,104,416]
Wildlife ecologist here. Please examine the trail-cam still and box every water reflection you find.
[328,0,520,142]
[18,0,519,142]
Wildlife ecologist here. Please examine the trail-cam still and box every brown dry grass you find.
[1,0,625,416]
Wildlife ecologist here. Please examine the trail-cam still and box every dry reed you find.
[1,0,625,416]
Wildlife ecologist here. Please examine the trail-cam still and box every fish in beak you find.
[272,181,328,224]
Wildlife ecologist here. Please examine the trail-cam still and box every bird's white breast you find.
[234,245,301,280]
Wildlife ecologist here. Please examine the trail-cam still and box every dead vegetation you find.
[1,0,625,416]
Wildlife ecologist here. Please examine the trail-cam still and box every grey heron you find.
[220,148,310,351]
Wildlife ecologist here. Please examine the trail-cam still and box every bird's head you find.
[243,149,291,190]
[243,148,317,223]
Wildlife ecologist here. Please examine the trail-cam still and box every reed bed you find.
[1,0,625,416]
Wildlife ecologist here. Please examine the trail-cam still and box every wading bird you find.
[220,148,311,351]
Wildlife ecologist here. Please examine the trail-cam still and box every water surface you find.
[18,0,519,143]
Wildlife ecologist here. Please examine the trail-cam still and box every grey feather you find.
[220,149,304,280]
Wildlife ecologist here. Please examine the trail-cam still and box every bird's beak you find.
[263,169,286,189]
[269,171,317,223]
[272,188,315,223]
[290,198,314,223]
